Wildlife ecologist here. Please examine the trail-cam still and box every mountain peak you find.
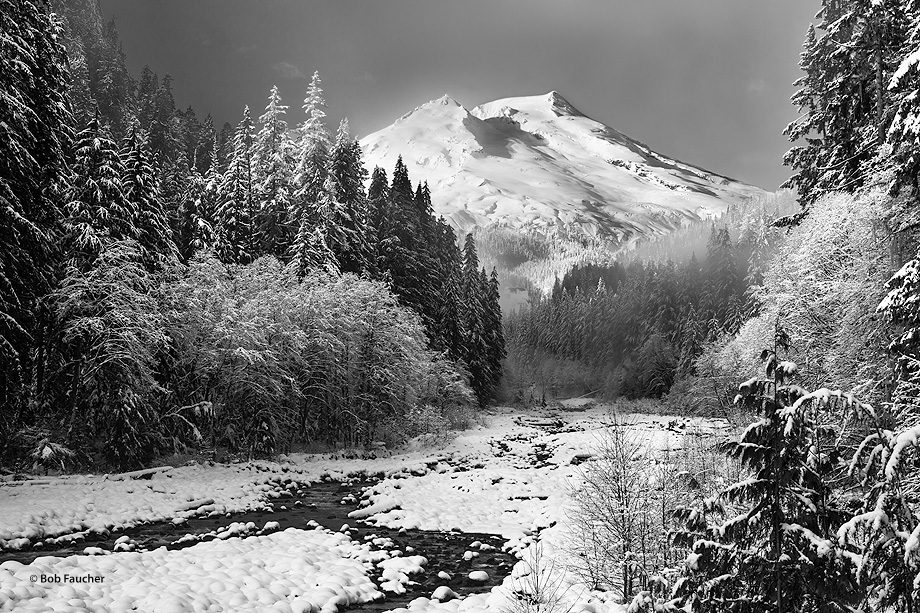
[544,90,581,116]
[426,94,464,108]
[362,91,764,244]
[398,94,467,122]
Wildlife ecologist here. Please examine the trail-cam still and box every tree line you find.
[505,221,765,401]
[1,1,504,469]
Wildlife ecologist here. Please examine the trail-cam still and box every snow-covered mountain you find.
[361,91,764,242]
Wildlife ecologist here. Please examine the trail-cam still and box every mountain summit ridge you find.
[362,91,764,242]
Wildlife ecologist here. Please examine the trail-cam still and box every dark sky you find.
[98,0,819,190]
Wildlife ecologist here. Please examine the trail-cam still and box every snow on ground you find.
[0,456,436,552]
[0,404,731,613]
[1,527,383,613]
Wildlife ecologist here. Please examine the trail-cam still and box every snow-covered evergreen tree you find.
[844,244,920,610]
[671,330,860,613]
[329,118,370,273]
[65,115,135,267]
[460,233,494,405]
[485,267,507,391]
[366,166,392,277]
[172,157,213,262]
[215,106,255,264]
[0,0,73,406]
[784,0,908,205]
[288,217,339,279]
[121,130,176,270]
[291,71,330,228]
[253,85,294,258]
[886,2,920,200]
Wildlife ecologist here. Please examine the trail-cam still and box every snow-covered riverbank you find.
[0,403,729,613]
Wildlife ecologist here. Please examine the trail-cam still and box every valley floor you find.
[0,402,729,613]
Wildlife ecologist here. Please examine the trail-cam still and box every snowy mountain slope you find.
[361,92,765,241]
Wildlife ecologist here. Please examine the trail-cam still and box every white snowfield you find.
[361,92,764,240]
[0,405,729,613]
[1,529,382,613]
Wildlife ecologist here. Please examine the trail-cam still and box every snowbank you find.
[0,527,382,612]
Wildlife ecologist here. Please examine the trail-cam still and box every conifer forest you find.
[11,1,920,612]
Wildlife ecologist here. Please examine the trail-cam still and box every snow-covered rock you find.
[468,570,489,582]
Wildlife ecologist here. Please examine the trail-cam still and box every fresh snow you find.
[1,528,383,612]
[0,405,731,613]
[361,92,764,242]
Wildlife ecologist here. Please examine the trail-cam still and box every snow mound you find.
[0,527,382,612]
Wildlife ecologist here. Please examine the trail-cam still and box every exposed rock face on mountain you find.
[361,92,764,242]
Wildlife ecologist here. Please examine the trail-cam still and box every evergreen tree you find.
[329,118,370,273]
[148,73,181,166]
[292,71,330,226]
[887,2,920,198]
[0,0,73,407]
[172,160,212,262]
[460,233,493,405]
[195,113,216,176]
[135,65,159,130]
[384,156,434,317]
[217,121,234,172]
[366,166,392,277]
[68,53,95,129]
[65,116,134,266]
[215,106,254,264]
[784,0,908,205]
[485,267,507,391]
[430,218,464,359]
[199,133,222,231]
[672,332,860,613]
[315,173,352,271]
[92,18,135,140]
[288,215,338,278]
[253,85,294,258]
[121,130,176,270]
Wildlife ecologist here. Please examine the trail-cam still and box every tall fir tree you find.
[485,267,506,392]
[121,130,176,270]
[0,0,74,407]
[172,158,212,262]
[65,116,135,267]
[148,73,181,167]
[253,85,294,258]
[366,166,392,277]
[784,0,908,205]
[329,118,370,273]
[672,333,860,613]
[460,233,493,405]
[292,71,330,227]
[386,156,429,313]
[215,106,254,264]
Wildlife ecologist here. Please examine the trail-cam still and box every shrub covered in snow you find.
[162,253,477,454]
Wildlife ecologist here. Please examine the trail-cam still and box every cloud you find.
[355,71,377,84]
[272,61,306,80]
[746,78,767,95]
[232,44,258,56]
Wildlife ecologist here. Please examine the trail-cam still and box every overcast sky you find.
[98,0,820,190]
